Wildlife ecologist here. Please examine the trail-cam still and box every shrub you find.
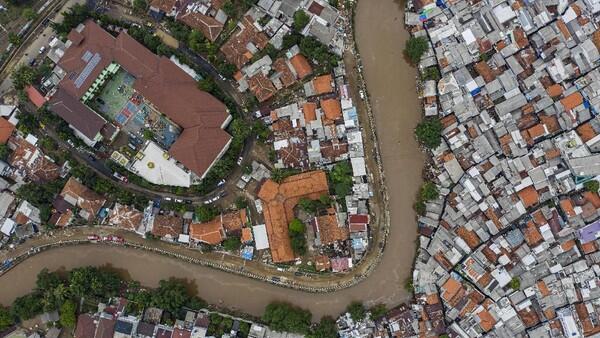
[293,10,310,31]
[510,277,520,290]
[346,301,366,321]
[584,180,599,193]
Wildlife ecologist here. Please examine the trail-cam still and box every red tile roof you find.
[220,16,269,69]
[560,92,583,111]
[177,11,224,42]
[56,21,231,178]
[0,118,15,144]
[320,98,342,121]
[25,86,46,108]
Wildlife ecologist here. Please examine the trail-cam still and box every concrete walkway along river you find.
[0,0,424,319]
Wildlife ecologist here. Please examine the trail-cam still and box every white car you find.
[237,156,243,165]
[38,46,46,54]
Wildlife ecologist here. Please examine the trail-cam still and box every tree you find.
[222,0,235,16]
[52,4,91,37]
[346,301,366,321]
[404,36,429,65]
[152,279,189,314]
[59,300,77,328]
[369,303,388,320]
[329,162,353,197]
[22,8,37,20]
[421,66,440,81]
[510,277,520,290]
[11,293,44,320]
[222,236,241,251]
[299,36,338,71]
[197,78,216,93]
[288,218,305,234]
[195,205,218,222]
[36,269,62,291]
[262,302,312,334]
[584,180,599,193]
[11,65,37,90]
[293,10,310,32]
[414,117,443,149]
[133,0,148,13]
[420,182,438,201]
[8,33,21,46]
[0,306,13,331]
[235,196,248,209]
[0,144,10,161]
[308,316,337,338]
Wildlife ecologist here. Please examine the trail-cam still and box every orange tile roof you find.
[560,198,576,217]
[289,54,312,79]
[0,118,15,144]
[312,74,333,95]
[577,122,597,142]
[248,73,277,102]
[556,19,571,39]
[241,227,253,243]
[273,58,296,88]
[26,86,46,108]
[537,280,550,297]
[477,310,496,332]
[257,171,329,263]
[560,92,583,111]
[320,98,342,121]
[561,239,576,252]
[517,186,539,209]
[108,203,143,231]
[315,213,348,245]
[581,241,598,254]
[527,124,546,139]
[303,102,317,122]
[546,84,564,98]
[441,278,461,303]
[189,218,224,245]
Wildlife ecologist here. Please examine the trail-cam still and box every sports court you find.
[93,68,181,149]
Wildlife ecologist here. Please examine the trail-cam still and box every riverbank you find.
[0,0,423,318]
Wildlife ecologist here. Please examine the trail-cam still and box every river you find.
[0,0,424,319]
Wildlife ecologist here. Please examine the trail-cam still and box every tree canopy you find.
[59,300,77,328]
[152,279,189,314]
[404,36,429,65]
[415,117,443,149]
[346,301,366,321]
[584,180,599,193]
[293,10,310,32]
[11,65,37,90]
[195,205,219,222]
[262,302,312,334]
[288,219,307,256]
[308,316,337,338]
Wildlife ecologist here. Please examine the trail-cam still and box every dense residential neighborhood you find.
[3,0,600,336]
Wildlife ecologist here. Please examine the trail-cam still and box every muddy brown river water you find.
[0,0,424,319]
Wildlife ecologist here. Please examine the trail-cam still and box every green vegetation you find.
[308,316,337,338]
[59,300,77,328]
[195,205,219,222]
[293,10,310,31]
[0,306,13,331]
[21,7,36,20]
[584,180,599,193]
[223,236,241,251]
[288,218,307,256]
[16,179,65,223]
[133,0,148,14]
[8,32,21,46]
[404,277,414,292]
[297,195,331,213]
[299,36,339,72]
[0,144,11,161]
[346,301,366,321]
[510,277,521,290]
[151,279,189,314]
[369,303,388,320]
[235,196,249,209]
[415,117,443,149]
[52,4,91,37]
[11,65,37,90]
[404,36,429,65]
[421,66,441,81]
[271,168,300,183]
[262,302,311,334]
[414,181,438,216]
[329,162,353,198]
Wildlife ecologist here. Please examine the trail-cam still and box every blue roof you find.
[579,220,600,243]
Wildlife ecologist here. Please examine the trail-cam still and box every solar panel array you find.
[74,53,101,89]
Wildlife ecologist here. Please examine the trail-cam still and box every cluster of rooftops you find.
[42,20,232,180]
[381,0,600,337]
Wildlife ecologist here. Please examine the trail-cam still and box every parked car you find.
[217,179,226,187]
[237,156,243,165]
[38,46,46,54]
